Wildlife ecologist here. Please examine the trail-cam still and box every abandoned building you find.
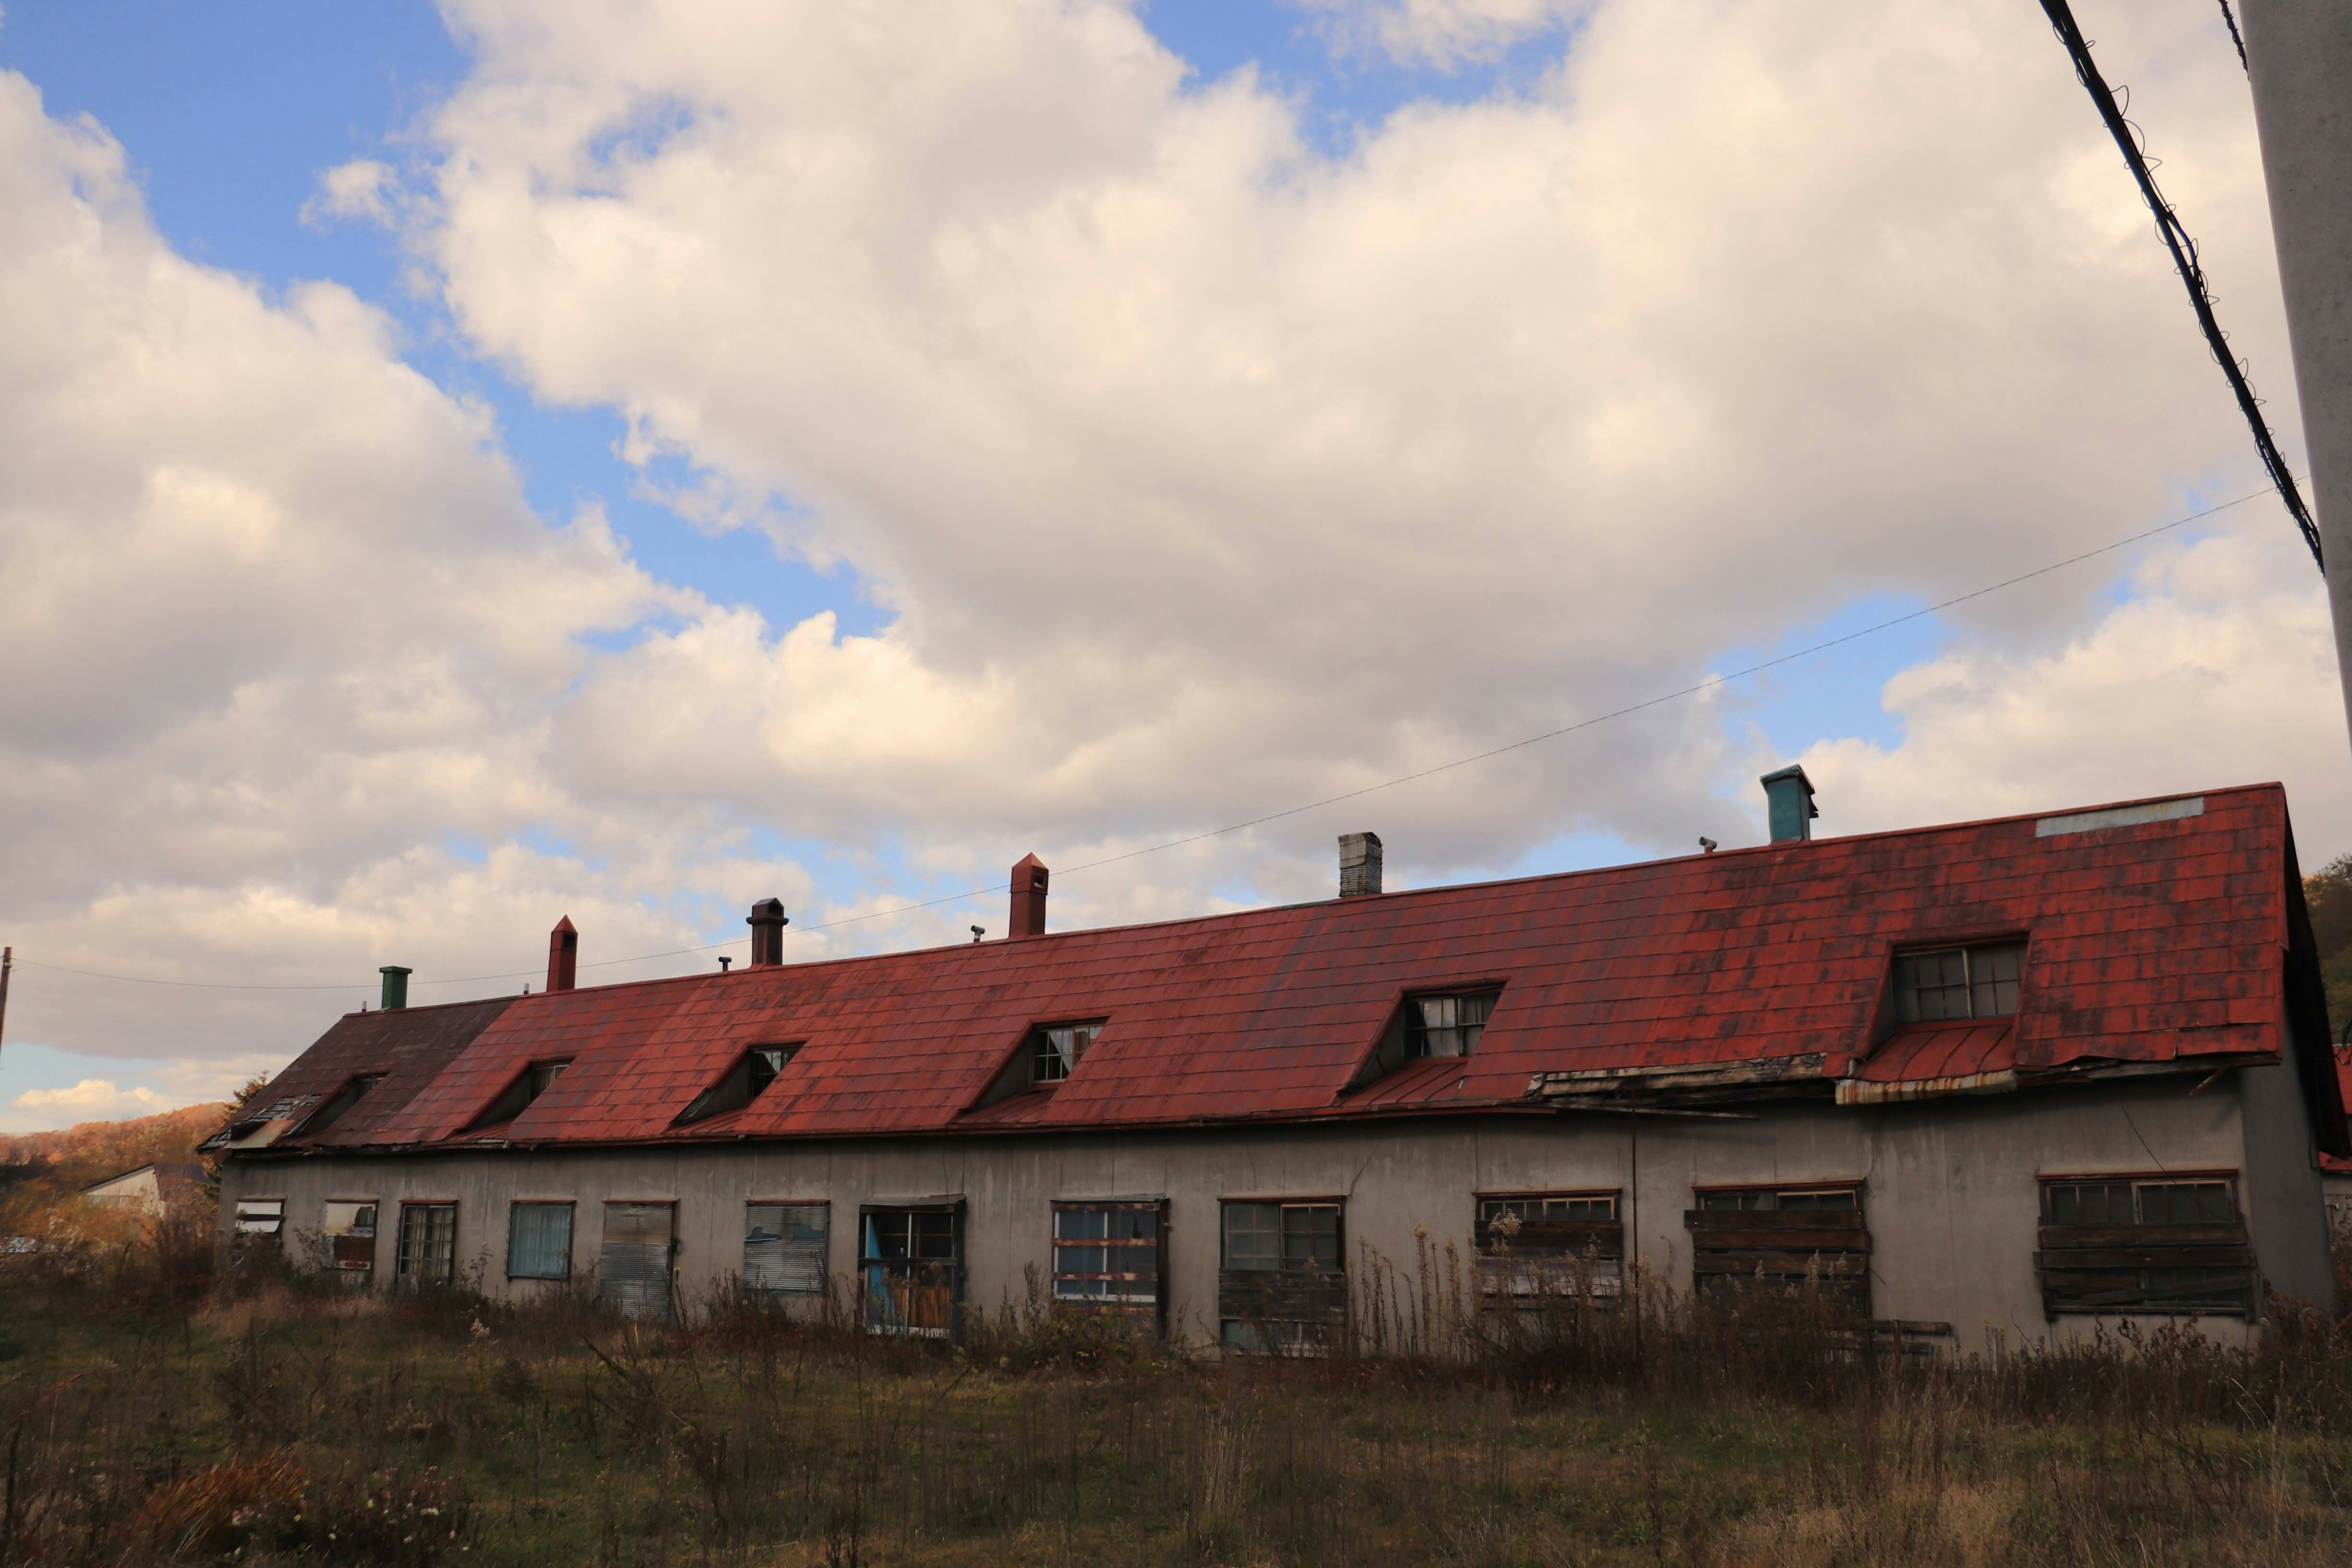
[208,774,2348,1351]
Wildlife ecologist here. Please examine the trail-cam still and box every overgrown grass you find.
[1,1223,2350,1566]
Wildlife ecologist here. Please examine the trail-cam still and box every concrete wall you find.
[221,1076,2327,1352]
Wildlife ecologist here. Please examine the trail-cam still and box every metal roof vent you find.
[1339,832,1383,897]
[1761,764,1819,844]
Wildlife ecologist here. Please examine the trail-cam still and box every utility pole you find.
[2240,2,2352,743]
[0,947,11,1064]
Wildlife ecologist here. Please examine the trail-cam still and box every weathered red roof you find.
[225,782,2348,1157]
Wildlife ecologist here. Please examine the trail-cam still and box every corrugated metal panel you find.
[600,1202,673,1319]
[744,1202,827,1294]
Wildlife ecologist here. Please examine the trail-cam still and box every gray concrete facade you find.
[219,1063,2336,1352]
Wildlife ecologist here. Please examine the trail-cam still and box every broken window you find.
[1407,990,1499,1058]
[1686,1185,1870,1316]
[1218,1200,1345,1353]
[1051,1200,1164,1321]
[320,1200,377,1272]
[1030,1022,1104,1086]
[745,1202,829,1294]
[1893,941,2025,1023]
[233,1197,284,1237]
[676,1046,802,1125]
[861,1205,961,1336]
[2037,1176,2252,1316]
[507,1201,574,1281]
[395,1202,458,1287]
[467,1058,574,1131]
[600,1202,676,1319]
[1476,1191,1622,1303]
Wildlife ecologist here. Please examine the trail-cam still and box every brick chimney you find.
[546,917,578,992]
[1761,764,1819,843]
[1338,832,1383,898]
[1008,854,1049,939]
[747,898,789,965]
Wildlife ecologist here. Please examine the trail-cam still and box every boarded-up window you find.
[601,1202,676,1319]
[2036,1176,2253,1316]
[862,1205,960,1336]
[507,1202,574,1281]
[1218,1200,1344,1353]
[745,1202,829,1294]
[321,1200,376,1272]
[1051,1200,1164,1321]
[1686,1186,1870,1316]
[1476,1192,1621,1302]
[396,1203,457,1286]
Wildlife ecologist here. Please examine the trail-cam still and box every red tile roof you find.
[225,783,2348,1158]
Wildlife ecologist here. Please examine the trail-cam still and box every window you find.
[321,1200,377,1272]
[2037,1177,2251,1316]
[862,1205,962,1336]
[1030,1022,1103,1086]
[1893,941,2024,1023]
[1685,1186,1869,1316]
[745,1202,829,1294]
[1476,1192,1623,1302]
[507,1202,575,1281]
[1218,1200,1345,1352]
[1051,1201,1164,1317]
[233,1198,285,1237]
[1407,991,1498,1058]
[396,1203,458,1286]
[469,1058,575,1130]
[676,1046,802,1125]
[601,1202,675,1319]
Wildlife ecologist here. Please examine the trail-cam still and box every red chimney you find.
[1008,854,1049,939]
[546,916,578,993]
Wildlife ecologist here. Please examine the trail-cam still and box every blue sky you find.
[2,0,2313,1129]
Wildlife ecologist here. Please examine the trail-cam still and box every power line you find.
[2037,0,2321,571]
[10,479,2283,995]
[2215,0,2248,72]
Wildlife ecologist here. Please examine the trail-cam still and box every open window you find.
[1685,1184,1871,1316]
[676,1046,801,1126]
[296,1075,384,1139]
[2035,1175,2253,1316]
[320,1200,377,1272]
[861,1202,962,1336]
[1476,1191,1621,1305]
[507,1202,574,1281]
[1891,941,2025,1023]
[467,1059,571,1131]
[745,1202,829,1294]
[1218,1199,1345,1354]
[1052,1200,1166,1325]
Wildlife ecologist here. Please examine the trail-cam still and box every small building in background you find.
[81,1161,208,1218]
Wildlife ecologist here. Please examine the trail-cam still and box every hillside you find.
[0,1101,231,1228]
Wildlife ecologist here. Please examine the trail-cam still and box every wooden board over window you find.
[1218,1199,1344,1353]
[1051,1200,1165,1325]
[1476,1191,1621,1302]
[1685,1185,1870,1317]
[2035,1175,2254,1317]
[321,1200,376,1272]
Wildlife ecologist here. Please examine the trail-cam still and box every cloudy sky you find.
[1,0,2343,1131]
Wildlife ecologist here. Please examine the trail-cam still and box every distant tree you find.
[2304,852,2352,1038]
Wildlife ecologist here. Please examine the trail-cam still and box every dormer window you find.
[1407,991,1498,1058]
[469,1058,574,1131]
[1031,1022,1103,1086]
[1893,941,2025,1023]
[676,1044,802,1126]
[295,1074,383,1139]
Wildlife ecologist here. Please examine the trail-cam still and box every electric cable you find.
[10,478,2288,994]
[2037,0,2321,570]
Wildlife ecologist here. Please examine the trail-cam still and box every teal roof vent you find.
[1760,765,1818,844]
[379,965,413,1011]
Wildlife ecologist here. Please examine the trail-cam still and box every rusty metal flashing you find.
[1526,1054,1829,1106]
[1835,1069,2018,1106]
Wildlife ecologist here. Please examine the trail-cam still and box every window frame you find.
[2035,1172,2252,1317]
[506,1200,576,1281]
[1684,1183,1871,1316]
[1474,1189,1624,1302]
[744,1199,830,1295]
[1028,1020,1106,1087]
[1050,1199,1166,1322]
[599,1200,677,1319]
[1403,988,1502,1060]
[1890,939,2027,1024]
[320,1199,378,1273]
[394,1201,459,1287]
[1217,1197,1346,1354]
[860,1202,964,1337]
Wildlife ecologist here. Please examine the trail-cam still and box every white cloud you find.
[15,1080,170,1120]
[1292,0,1585,70]
[304,158,399,228]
